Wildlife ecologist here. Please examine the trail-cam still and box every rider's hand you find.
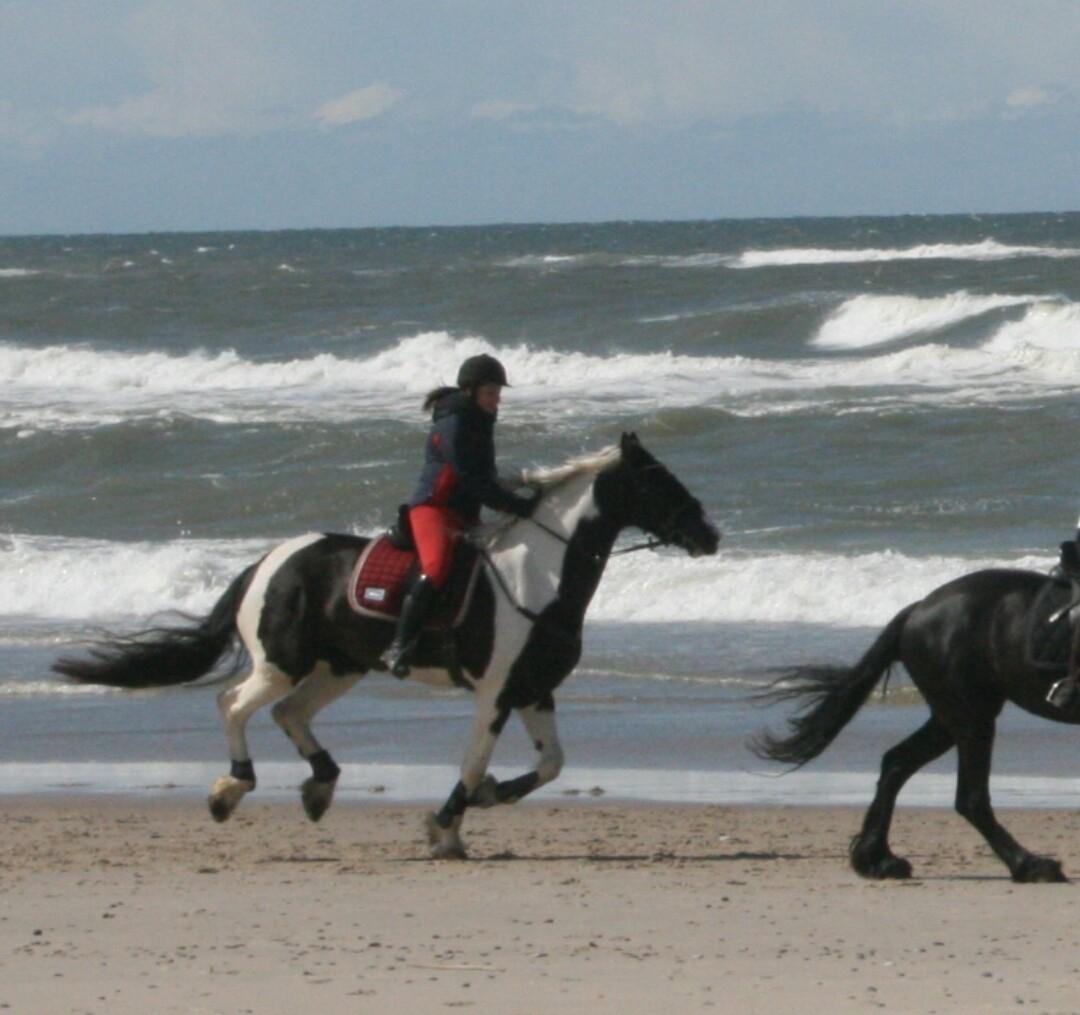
[511,489,542,518]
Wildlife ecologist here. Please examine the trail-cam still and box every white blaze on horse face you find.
[236,532,325,663]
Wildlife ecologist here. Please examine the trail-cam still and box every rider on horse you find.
[383,353,540,677]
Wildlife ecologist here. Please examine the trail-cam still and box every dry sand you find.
[3,795,1080,1014]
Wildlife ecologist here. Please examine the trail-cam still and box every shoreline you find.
[2,760,1080,810]
[4,795,1080,1013]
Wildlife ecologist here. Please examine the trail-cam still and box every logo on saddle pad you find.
[347,534,481,626]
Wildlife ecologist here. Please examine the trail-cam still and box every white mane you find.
[521,444,622,491]
[474,443,623,544]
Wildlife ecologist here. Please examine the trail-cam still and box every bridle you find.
[526,462,705,558]
[477,461,705,630]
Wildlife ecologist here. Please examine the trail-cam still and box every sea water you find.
[4,214,1080,807]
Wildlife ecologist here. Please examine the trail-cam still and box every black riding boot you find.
[384,575,438,678]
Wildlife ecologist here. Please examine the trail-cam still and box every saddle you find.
[1025,570,1080,672]
[347,527,482,628]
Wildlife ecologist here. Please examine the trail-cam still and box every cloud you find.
[470,99,537,122]
[314,84,404,128]
[62,1,293,138]
[1006,86,1053,111]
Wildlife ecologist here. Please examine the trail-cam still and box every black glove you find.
[511,489,542,519]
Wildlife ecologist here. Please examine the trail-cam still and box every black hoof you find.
[851,840,913,880]
[301,774,337,822]
[208,797,231,823]
[855,856,913,880]
[1013,855,1068,884]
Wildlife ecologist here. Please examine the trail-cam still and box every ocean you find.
[4,213,1080,809]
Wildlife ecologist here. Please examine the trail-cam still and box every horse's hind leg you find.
[271,665,363,822]
[954,721,1067,883]
[469,698,565,808]
[851,717,954,879]
[209,665,293,822]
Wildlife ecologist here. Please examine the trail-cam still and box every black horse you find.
[754,566,1080,883]
[55,433,719,858]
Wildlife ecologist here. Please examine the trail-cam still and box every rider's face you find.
[474,383,503,416]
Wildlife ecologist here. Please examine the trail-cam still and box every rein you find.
[529,515,663,557]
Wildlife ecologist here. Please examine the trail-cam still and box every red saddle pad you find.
[347,534,480,624]
[348,535,416,618]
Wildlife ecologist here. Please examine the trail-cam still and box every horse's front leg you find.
[469,697,565,808]
[425,696,510,859]
[271,666,363,822]
[955,722,1067,883]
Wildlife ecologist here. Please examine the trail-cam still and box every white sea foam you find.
[591,548,1055,626]
[0,268,39,278]
[0,533,269,622]
[981,301,1080,354]
[6,320,1080,432]
[0,532,1053,630]
[734,239,1080,268]
[813,292,1034,350]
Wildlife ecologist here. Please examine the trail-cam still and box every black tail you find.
[53,564,257,688]
[750,603,916,767]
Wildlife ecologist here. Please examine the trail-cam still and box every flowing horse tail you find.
[53,564,258,689]
[751,602,916,767]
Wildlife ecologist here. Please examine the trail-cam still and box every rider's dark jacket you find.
[408,391,531,522]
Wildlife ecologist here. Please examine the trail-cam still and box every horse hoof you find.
[207,775,251,823]
[851,846,912,880]
[876,856,913,880]
[301,777,336,822]
[423,812,468,860]
[1014,856,1068,883]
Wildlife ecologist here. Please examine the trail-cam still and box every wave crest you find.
[735,240,1080,269]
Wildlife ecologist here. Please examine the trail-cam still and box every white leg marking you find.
[208,665,293,821]
[426,690,506,859]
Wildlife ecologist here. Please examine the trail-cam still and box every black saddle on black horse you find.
[1025,572,1080,671]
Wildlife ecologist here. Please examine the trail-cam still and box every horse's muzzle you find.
[685,524,721,557]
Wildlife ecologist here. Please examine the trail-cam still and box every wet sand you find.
[3,795,1080,1014]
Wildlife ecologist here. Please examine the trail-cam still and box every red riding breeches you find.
[408,505,465,590]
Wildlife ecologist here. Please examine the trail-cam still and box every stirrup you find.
[1046,677,1078,709]
[384,641,414,679]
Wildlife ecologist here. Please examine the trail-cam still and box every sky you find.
[3,0,1080,235]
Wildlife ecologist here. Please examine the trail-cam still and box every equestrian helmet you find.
[457,353,510,389]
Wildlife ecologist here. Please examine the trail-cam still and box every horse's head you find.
[605,433,720,557]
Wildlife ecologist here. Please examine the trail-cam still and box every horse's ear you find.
[620,432,640,452]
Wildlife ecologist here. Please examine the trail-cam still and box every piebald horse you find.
[56,433,719,858]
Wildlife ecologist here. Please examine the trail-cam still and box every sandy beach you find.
[3,796,1080,1014]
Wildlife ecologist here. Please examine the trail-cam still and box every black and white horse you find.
[56,433,719,858]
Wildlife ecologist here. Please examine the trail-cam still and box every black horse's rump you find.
[754,567,1079,884]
